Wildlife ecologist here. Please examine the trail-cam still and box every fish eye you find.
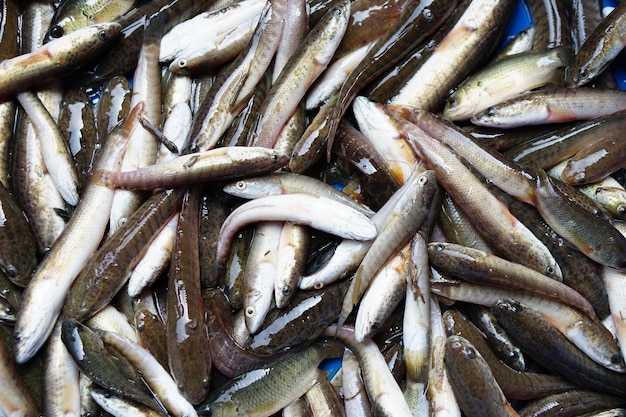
[578,67,588,80]
[447,97,458,109]
[4,264,17,278]
[245,306,256,317]
[545,265,555,276]
[618,205,626,216]
[235,181,246,190]
[177,59,187,68]
[271,153,280,163]
[49,25,65,39]
[98,30,109,41]
[4,306,13,315]
[611,353,624,365]
[486,107,496,117]
[434,243,444,252]
[314,282,324,290]
[281,286,292,296]
[418,175,428,185]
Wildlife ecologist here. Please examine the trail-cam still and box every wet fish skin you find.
[567,0,626,87]
[166,185,212,405]
[60,318,160,411]
[0,22,122,99]
[198,341,342,417]
[0,181,38,288]
[444,335,520,417]
[531,167,626,271]
[46,0,135,41]
[493,298,626,396]
[13,103,143,364]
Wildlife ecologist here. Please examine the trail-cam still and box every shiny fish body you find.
[341,169,438,324]
[0,336,40,416]
[60,318,160,411]
[531,167,626,270]
[166,187,212,405]
[223,172,374,217]
[46,0,134,41]
[16,91,81,206]
[327,325,413,417]
[444,335,520,417]
[0,182,38,288]
[214,193,378,267]
[388,106,562,279]
[109,26,163,234]
[391,0,517,111]
[428,242,596,318]
[0,23,121,99]
[567,0,626,87]
[443,46,571,121]
[471,87,626,128]
[432,281,625,373]
[250,0,351,148]
[43,321,80,417]
[93,147,289,190]
[63,188,184,321]
[160,0,264,64]
[199,342,341,417]
[101,330,198,417]
[443,309,576,400]
[493,299,626,396]
[13,103,143,364]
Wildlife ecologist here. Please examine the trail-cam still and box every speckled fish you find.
[0,22,121,99]
[290,0,456,173]
[340,169,438,326]
[391,0,517,112]
[518,390,626,417]
[443,46,571,121]
[492,298,626,396]
[443,309,577,400]
[60,318,161,411]
[13,103,143,364]
[428,242,596,318]
[250,0,351,149]
[0,182,38,288]
[579,176,626,220]
[166,186,212,405]
[471,87,626,128]
[431,281,625,373]
[16,91,81,206]
[198,341,342,417]
[44,321,81,417]
[386,105,562,280]
[394,107,537,204]
[245,279,349,356]
[444,335,520,417]
[162,0,265,74]
[567,0,626,87]
[531,167,626,271]
[46,0,135,41]
[62,188,184,321]
[93,147,289,190]
[100,330,198,417]
[467,305,525,372]
[560,131,626,185]
[325,324,413,417]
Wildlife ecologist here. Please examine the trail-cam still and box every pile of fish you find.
[3,0,626,415]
